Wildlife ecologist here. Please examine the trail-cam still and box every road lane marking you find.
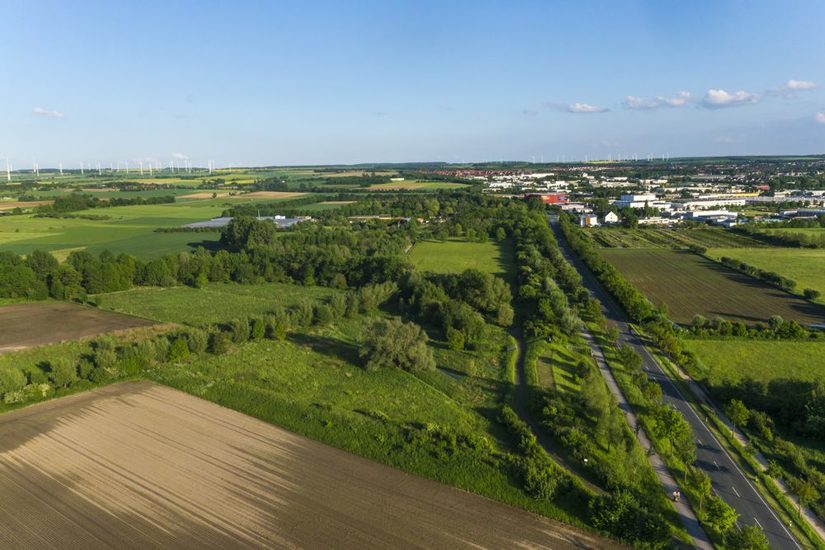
[732,486,740,498]
[754,517,763,528]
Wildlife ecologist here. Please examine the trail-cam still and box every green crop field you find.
[409,239,511,276]
[683,339,825,386]
[0,202,226,259]
[95,283,339,326]
[588,227,762,249]
[600,248,825,325]
[708,248,825,304]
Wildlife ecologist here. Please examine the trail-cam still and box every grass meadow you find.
[409,239,512,276]
[600,248,825,325]
[95,283,339,326]
[682,339,825,386]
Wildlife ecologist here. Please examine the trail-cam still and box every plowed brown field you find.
[0,303,153,353]
[0,382,620,549]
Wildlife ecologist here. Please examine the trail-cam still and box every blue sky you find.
[2,0,824,167]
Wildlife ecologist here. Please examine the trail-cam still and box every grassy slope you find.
[709,247,825,304]
[600,248,825,325]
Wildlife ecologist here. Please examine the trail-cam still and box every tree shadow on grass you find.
[287,332,361,366]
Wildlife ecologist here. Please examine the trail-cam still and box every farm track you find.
[0,381,621,549]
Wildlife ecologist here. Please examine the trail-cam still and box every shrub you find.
[360,317,435,372]
[804,288,821,300]
[168,337,190,361]
[48,358,77,388]
[208,331,231,354]
[250,317,266,340]
[186,328,208,354]
[446,326,465,351]
[313,304,334,326]
[229,318,250,343]
[264,315,288,340]
[0,367,26,396]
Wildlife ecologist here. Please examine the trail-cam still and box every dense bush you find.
[360,317,435,372]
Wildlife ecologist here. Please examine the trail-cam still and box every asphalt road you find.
[549,216,800,550]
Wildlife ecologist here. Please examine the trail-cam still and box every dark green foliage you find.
[312,304,334,326]
[250,317,266,340]
[186,329,209,354]
[588,492,670,548]
[229,318,250,343]
[48,358,77,388]
[804,288,821,300]
[360,317,435,372]
[208,331,231,354]
[724,525,770,550]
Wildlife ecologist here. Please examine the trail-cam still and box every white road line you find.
[754,517,763,529]
[732,486,741,498]
[714,460,720,470]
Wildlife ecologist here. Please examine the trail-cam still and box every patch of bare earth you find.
[0,382,621,549]
[0,303,154,353]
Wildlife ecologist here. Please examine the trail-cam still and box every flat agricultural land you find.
[683,339,825,386]
[95,283,340,326]
[0,203,225,259]
[708,247,825,304]
[368,180,469,191]
[0,302,153,353]
[0,381,613,550]
[0,200,52,211]
[237,191,307,199]
[600,248,825,325]
[177,191,232,200]
[588,227,763,249]
[409,239,511,276]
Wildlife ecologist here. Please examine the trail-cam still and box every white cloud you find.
[701,89,759,108]
[567,102,608,113]
[786,79,817,91]
[32,107,64,118]
[623,91,692,110]
[172,152,189,160]
[816,112,825,124]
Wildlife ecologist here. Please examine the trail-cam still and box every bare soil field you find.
[0,303,154,353]
[0,382,619,549]
[237,191,307,199]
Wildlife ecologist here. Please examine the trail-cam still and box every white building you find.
[614,193,658,208]
[602,211,620,224]
[579,213,600,227]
